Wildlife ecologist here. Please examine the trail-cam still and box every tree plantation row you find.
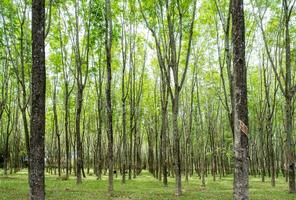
[0,0,295,199]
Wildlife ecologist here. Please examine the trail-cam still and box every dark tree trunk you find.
[3,89,13,176]
[122,88,127,183]
[128,43,134,180]
[30,0,45,199]
[283,0,296,193]
[3,114,11,176]
[74,0,91,184]
[75,88,83,184]
[232,0,249,199]
[172,95,182,196]
[121,19,127,183]
[105,0,113,194]
[64,85,70,179]
[262,63,276,187]
[53,79,61,177]
[155,120,159,179]
[132,51,137,179]
[74,0,83,184]
[129,93,133,180]
[14,97,20,173]
[65,88,70,178]
[146,123,154,174]
[160,80,168,186]
[20,16,31,170]
[64,81,71,179]
[214,0,234,139]
[95,64,103,180]
[58,11,71,179]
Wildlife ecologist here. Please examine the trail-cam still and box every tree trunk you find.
[64,86,70,179]
[172,95,182,196]
[283,0,296,193]
[232,0,249,199]
[263,62,276,187]
[105,0,113,194]
[14,97,20,173]
[20,15,31,170]
[30,0,45,199]
[160,83,168,186]
[58,12,71,179]
[76,87,83,184]
[73,0,90,184]
[3,89,12,176]
[3,116,11,176]
[121,20,127,183]
[53,79,61,177]
[95,66,103,180]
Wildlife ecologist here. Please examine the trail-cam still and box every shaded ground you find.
[0,170,294,200]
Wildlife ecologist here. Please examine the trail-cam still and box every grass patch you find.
[0,170,294,200]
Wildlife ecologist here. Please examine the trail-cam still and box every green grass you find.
[0,170,295,200]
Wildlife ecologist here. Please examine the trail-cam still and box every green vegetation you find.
[1,0,296,199]
[0,170,294,200]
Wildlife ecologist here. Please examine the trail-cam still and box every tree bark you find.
[105,0,113,194]
[121,13,128,183]
[232,0,249,199]
[58,10,71,179]
[30,0,45,199]
[160,79,168,186]
[283,0,296,193]
[74,0,91,184]
[95,63,103,180]
[74,0,83,184]
[53,78,61,177]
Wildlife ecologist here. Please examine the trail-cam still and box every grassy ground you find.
[0,170,295,200]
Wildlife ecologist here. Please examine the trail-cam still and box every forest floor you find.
[0,169,295,200]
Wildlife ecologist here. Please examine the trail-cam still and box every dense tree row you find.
[0,0,296,199]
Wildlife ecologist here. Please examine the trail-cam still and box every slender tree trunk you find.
[121,21,127,183]
[105,0,113,194]
[263,62,276,187]
[155,119,159,179]
[14,96,20,173]
[129,102,133,180]
[3,113,11,176]
[215,0,234,138]
[95,66,103,180]
[160,82,168,186]
[20,15,31,170]
[74,0,83,182]
[128,50,134,180]
[58,12,71,179]
[22,109,30,168]
[132,50,137,179]
[172,94,182,196]
[65,88,70,179]
[76,87,83,184]
[73,0,91,184]
[3,83,12,176]
[53,79,61,177]
[186,76,195,183]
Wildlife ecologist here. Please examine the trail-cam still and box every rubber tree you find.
[232,0,249,199]
[29,0,45,199]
